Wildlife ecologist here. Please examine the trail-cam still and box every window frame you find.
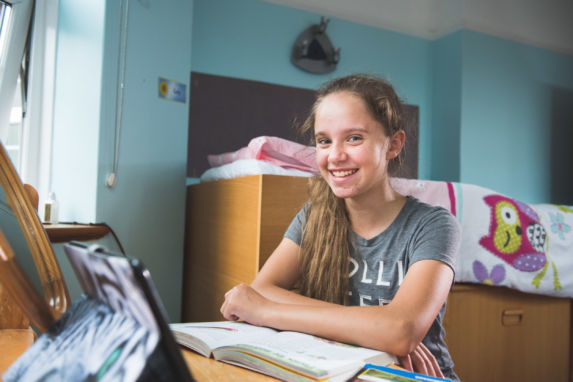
[19,0,59,202]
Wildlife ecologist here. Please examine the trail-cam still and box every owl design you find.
[480,195,547,272]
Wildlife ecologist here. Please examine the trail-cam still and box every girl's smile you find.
[330,169,358,178]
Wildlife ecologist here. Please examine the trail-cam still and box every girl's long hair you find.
[297,74,404,304]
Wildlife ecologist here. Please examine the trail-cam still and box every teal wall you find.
[460,30,573,203]
[51,0,193,321]
[430,32,462,182]
[427,29,573,203]
[191,0,435,179]
[52,0,104,222]
[97,0,193,322]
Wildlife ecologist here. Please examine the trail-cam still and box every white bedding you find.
[198,159,315,183]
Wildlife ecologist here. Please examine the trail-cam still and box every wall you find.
[51,0,193,321]
[191,0,435,179]
[430,32,462,182]
[52,0,104,222]
[460,30,573,203]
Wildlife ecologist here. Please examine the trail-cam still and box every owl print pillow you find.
[453,182,573,298]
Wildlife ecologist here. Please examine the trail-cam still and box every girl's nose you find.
[329,144,347,162]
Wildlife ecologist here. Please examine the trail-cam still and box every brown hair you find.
[297,74,405,304]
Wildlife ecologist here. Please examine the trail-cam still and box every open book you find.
[170,321,397,382]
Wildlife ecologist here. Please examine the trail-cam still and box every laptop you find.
[63,241,195,381]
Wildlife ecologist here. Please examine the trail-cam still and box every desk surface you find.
[0,332,276,381]
[0,328,35,375]
[181,348,279,381]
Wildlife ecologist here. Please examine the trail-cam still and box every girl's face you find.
[314,91,400,201]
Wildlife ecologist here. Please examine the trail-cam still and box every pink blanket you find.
[207,136,318,174]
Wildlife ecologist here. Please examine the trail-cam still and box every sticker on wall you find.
[158,77,186,103]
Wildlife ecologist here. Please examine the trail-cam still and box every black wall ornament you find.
[291,17,340,74]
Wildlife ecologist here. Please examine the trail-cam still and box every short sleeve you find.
[284,204,309,246]
[410,207,461,273]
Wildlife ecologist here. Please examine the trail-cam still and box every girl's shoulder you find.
[401,196,460,229]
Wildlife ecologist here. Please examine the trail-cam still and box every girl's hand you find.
[398,342,444,378]
[220,283,274,326]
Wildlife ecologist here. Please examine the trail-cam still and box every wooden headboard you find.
[187,72,419,179]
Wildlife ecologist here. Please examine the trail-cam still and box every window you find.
[1,0,25,168]
[0,2,10,48]
[0,0,58,200]
[0,0,32,172]
[6,77,22,168]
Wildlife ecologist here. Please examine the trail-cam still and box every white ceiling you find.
[263,0,573,55]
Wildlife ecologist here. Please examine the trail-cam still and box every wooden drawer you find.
[443,283,571,382]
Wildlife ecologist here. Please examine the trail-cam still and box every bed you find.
[185,168,573,300]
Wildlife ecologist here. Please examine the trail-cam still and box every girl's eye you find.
[348,135,362,143]
[316,138,331,146]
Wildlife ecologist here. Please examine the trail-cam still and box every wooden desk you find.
[0,328,34,375]
[181,348,279,381]
[43,223,110,243]
[0,332,276,381]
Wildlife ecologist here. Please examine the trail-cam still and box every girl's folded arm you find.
[260,259,453,356]
[250,237,334,307]
[226,238,453,356]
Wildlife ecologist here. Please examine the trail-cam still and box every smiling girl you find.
[220,74,461,381]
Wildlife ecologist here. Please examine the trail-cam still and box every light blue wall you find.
[460,30,573,203]
[52,0,193,321]
[191,0,435,179]
[96,0,193,321]
[52,0,105,222]
[430,32,462,182]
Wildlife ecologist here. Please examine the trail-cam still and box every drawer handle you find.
[502,309,523,326]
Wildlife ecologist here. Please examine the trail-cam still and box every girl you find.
[220,74,461,380]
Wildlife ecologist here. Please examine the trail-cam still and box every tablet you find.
[64,241,194,381]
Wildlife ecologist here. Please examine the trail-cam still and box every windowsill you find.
[43,223,110,243]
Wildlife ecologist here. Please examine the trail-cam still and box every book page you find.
[216,331,395,378]
[170,321,278,355]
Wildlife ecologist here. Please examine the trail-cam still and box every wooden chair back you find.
[0,229,55,332]
[0,141,70,332]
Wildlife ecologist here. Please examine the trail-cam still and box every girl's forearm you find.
[262,301,417,356]
[250,281,333,307]
[222,283,422,356]
[251,283,422,355]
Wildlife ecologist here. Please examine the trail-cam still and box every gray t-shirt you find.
[284,196,461,381]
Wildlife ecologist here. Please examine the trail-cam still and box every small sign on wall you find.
[158,77,186,103]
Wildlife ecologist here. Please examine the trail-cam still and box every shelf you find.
[43,223,110,243]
